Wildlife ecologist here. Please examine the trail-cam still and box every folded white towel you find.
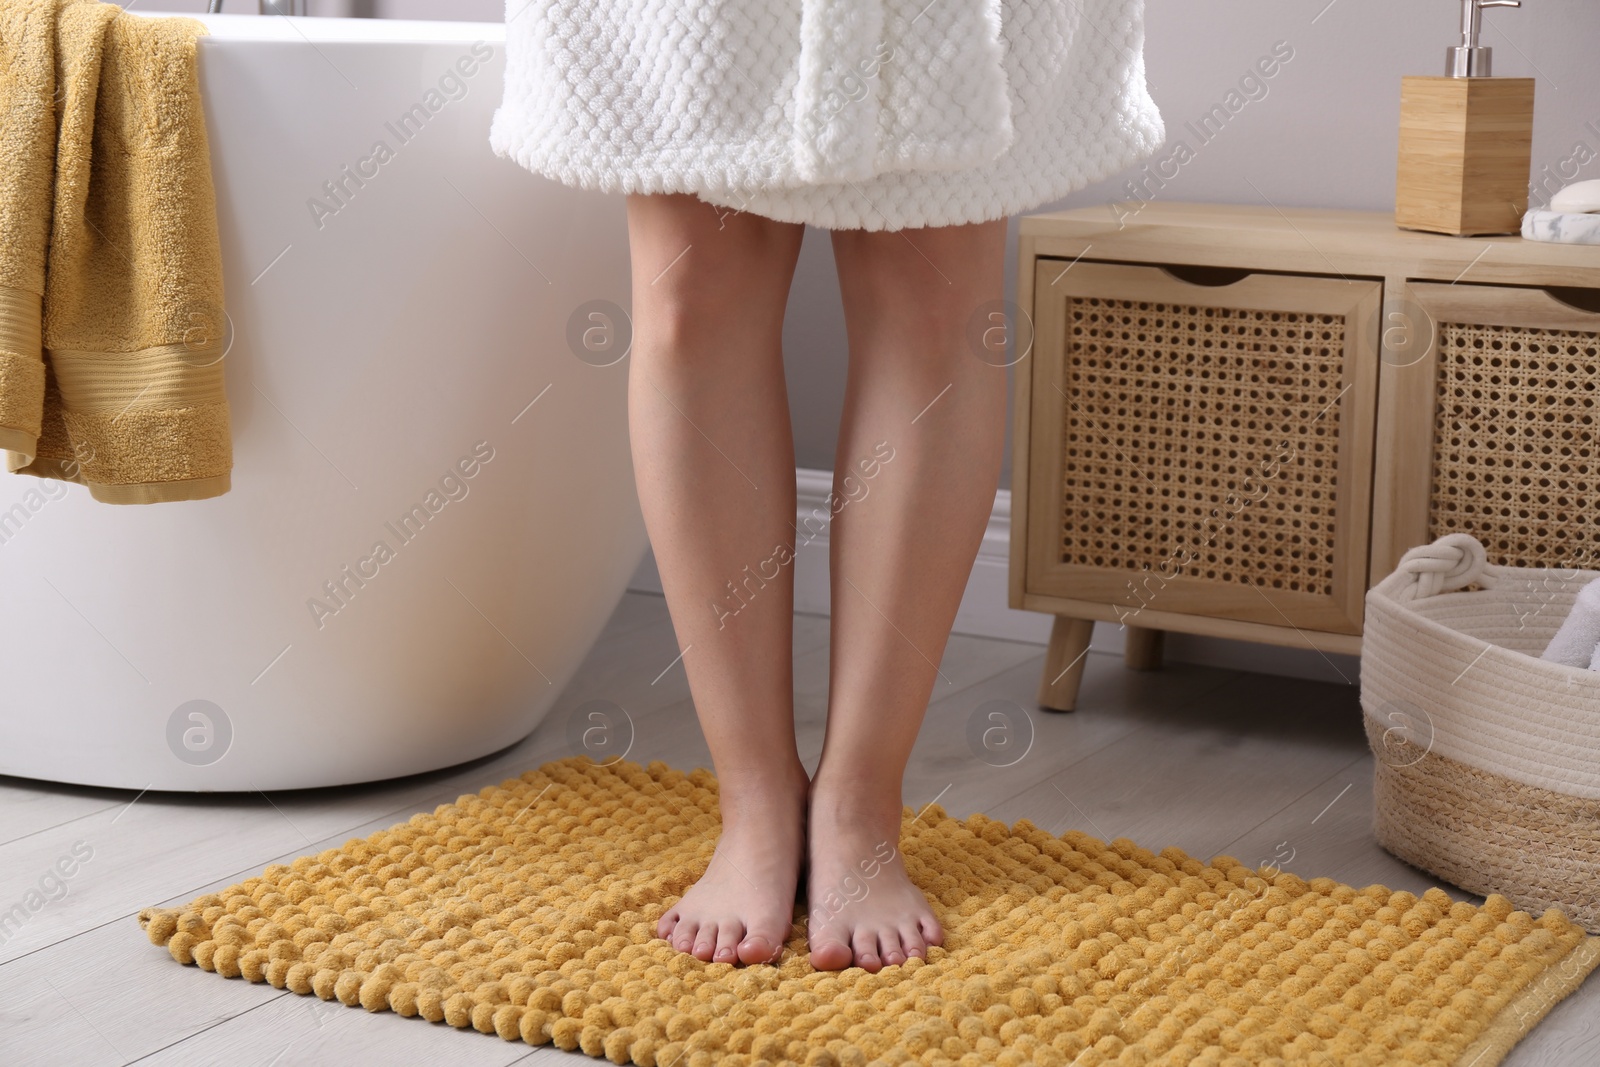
[1542,577,1600,669]
[1522,208,1600,245]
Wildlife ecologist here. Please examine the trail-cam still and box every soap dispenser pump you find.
[1395,0,1535,236]
[1447,0,1519,76]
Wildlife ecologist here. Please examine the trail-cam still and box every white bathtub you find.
[0,14,647,790]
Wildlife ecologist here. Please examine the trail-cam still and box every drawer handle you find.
[1156,264,1253,287]
[1545,286,1600,315]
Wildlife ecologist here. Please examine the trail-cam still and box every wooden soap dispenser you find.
[1395,0,1535,236]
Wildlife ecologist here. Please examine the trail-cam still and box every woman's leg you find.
[806,217,1010,971]
[625,192,810,965]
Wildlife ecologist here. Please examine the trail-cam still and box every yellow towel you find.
[0,0,230,504]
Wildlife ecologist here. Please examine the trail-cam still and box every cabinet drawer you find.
[1025,261,1381,635]
[1408,282,1600,571]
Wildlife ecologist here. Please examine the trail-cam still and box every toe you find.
[878,928,906,967]
[672,919,700,954]
[807,924,854,971]
[919,913,944,947]
[737,919,786,965]
[691,922,718,962]
[737,934,780,965]
[712,921,745,964]
[656,907,679,941]
[852,928,881,973]
[899,922,927,960]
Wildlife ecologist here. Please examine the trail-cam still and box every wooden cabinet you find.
[1013,203,1600,711]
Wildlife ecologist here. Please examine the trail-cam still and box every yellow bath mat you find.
[137,757,1600,1067]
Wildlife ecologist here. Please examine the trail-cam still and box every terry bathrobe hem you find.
[489,0,1166,232]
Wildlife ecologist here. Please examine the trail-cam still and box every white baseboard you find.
[627,468,1361,687]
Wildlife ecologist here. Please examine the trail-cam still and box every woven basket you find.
[1361,532,1600,933]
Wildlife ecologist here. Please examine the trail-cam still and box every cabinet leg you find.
[1038,615,1095,712]
[1124,626,1164,671]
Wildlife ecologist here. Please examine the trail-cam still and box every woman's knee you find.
[833,222,1004,325]
[630,201,800,341]
[628,194,800,273]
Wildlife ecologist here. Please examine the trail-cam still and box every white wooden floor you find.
[3,591,1595,1066]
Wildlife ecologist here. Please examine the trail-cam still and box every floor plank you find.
[1215,752,1472,899]
[0,781,126,850]
[113,951,571,1067]
[979,670,1367,862]
[592,590,673,644]
[898,652,1245,821]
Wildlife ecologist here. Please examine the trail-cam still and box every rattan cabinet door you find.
[1401,282,1600,572]
[1026,262,1381,636]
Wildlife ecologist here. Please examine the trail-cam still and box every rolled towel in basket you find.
[1540,576,1600,669]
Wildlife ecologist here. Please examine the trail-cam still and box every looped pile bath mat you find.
[137,756,1600,1067]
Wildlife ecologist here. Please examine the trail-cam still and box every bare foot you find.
[804,776,943,972]
[656,766,808,965]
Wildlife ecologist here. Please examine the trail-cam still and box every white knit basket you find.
[1361,532,1600,933]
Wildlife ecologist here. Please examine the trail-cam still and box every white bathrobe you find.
[489,0,1166,231]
